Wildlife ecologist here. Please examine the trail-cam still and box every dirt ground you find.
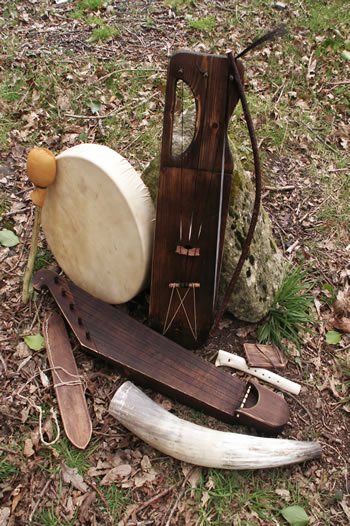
[0,1,349,525]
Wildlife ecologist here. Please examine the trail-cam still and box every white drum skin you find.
[42,144,155,304]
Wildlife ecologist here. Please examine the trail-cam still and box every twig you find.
[163,466,197,526]
[286,392,313,423]
[0,445,17,454]
[93,67,165,84]
[295,120,339,154]
[327,81,350,86]
[127,483,179,523]
[264,185,295,192]
[0,352,7,374]
[29,475,54,522]
[1,206,31,218]
[65,92,158,120]
[22,206,41,303]
[86,480,114,526]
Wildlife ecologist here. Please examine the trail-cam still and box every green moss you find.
[249,254,255,266]
[269,237,278,253]
[235,228,245,249]
[230,168,245,205]
[141,157,160,204]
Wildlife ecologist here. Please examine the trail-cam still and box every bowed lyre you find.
[149,51,244,348]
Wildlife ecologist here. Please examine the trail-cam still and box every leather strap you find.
[43,311,92,449]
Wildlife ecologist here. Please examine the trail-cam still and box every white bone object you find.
[215,350,301,395]
[109,381,321,470]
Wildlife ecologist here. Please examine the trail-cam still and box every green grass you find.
[0,1,349,524]
[91,26,120,42]
[189,468,325,525]
[0,456,18,483]
[38,505,79,526]
[258,265,316,352]
[51,437,97,474]
[188,15,217,33]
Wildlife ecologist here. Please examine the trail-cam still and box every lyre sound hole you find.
[171,79,196,157]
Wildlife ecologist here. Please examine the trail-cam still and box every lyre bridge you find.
[176,244,200,257]
[169,282,200,288]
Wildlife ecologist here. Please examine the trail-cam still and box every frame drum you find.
[42,144,155,304]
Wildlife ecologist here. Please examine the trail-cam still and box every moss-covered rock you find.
[218,141,285,322]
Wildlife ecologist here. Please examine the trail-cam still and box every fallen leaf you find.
[24,334,45,351]
[331,317,350,333]
[39,368,50,388]
[280,504,309,525]
[141,455,152,471]
[201,490,210,507]
[78,492,96,522]
[62,463,88,492]
[23,438,35,458]
[0,507,10,525]
[236,325,256,338]
[134,469,158,488]
[0,229,19,247]
[11,492,21,513]
[100,464,132,486]
[325,330,342,345]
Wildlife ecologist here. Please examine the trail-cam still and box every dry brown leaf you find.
[201,490,210,507]
[161,399,173,411]
[182,465,201,497]
[57,94,71,112]
[0,507,10,526]
[141,455,152,471]
[62,463,88,492]
[236,325,256,338]
[100,464,132,486]
[331,317,350,333]
[23,438,34,458]
[134,469,158,488]
[39,368,50,388]
[78,492,96,523]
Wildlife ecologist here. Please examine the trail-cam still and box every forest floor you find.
[0,1,349,525]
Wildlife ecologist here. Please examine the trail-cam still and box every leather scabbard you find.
[43,311,92,449]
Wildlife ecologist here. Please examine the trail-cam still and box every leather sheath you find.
[43,311,92,449]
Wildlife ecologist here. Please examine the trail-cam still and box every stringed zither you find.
[33,270,289,434]
[149,51,244,348]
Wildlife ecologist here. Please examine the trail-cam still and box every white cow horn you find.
[109,381,322,470]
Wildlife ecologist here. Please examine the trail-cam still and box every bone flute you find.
[215,350,301,395]
[109,381,321,470]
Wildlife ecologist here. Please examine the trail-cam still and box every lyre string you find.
[163,63,210,338]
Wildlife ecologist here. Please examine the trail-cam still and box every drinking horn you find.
[109,382,322,470]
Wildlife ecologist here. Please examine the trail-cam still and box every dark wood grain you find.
[149,51,244,348]
[34,270,289,433]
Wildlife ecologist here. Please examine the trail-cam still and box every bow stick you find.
[210,26,287,335]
